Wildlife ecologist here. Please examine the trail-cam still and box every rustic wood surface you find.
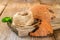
[51,7,60,40]
[53,30,60,40]
[0,0,9,15]
[0,0,60,40]
[51,7,60,30]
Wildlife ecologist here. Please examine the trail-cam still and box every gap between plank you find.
[0,0,10,16]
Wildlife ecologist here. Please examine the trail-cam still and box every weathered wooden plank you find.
[40,0,60,5]
[0,4,5,15]
[40,0,55,5]
[0,1,55,40]
[51,6,60,40]
[0,0,9,16]
[53,30,60,40]
[51,7,60,30]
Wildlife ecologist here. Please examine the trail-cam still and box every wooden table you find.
[0,0,60,40]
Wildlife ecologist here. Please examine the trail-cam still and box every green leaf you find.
[2,17,12,23]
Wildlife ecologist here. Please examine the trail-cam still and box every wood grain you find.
[53,30,60,40]
[51,7,60,30]
[51,6,60,40]
[0,0,9,16]
[0,0,55,40]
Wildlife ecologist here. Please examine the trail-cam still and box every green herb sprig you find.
[2,17,12,23]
